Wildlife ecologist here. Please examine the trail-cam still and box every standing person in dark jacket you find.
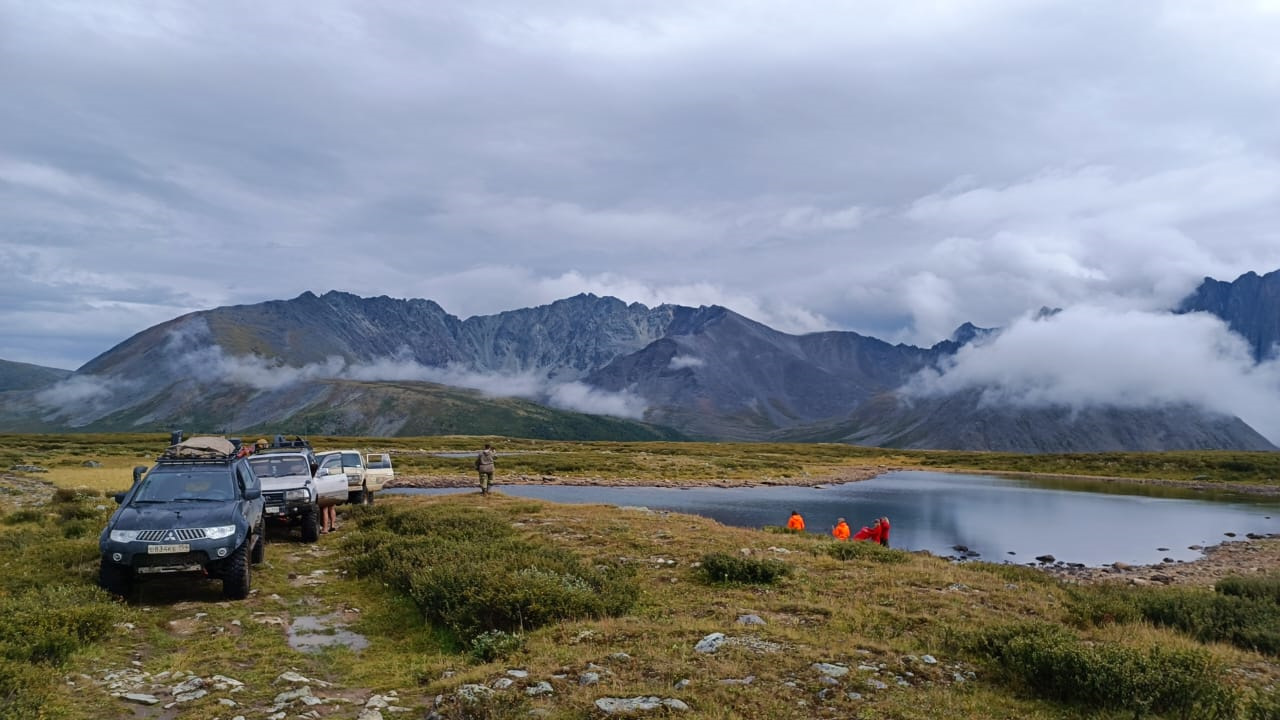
[475,443,496,495]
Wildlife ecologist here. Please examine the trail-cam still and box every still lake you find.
[387,470,1280,567]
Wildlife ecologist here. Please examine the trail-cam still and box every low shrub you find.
[1,509,45,525]
[822,541,911,564]
[1071,585,1280,656]
[1217,573,1280,604]
[0,585,121,665]
[699,553,790,584]
[0,658,54,717]
[340,504,638,643]
[469,629,526,662]
[60,518,97,539]
[961,622,1238,719]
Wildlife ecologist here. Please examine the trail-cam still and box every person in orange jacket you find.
[786,510,806,532]
[878,516,891,547]
[831,517,851,541]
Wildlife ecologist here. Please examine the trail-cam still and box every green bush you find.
[1216,573,1280,604]
[961,622,1237,719]
[699,553,790,584]
[0,585,121,665]
[469,629,526,662]
[822,541,911,564]
[60,518,97,539]
[1071,584,1280,656]
[0,658,54,717]
[340,505,637,643]
[1,509,45,525]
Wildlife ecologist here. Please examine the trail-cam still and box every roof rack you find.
[159,435,239,461]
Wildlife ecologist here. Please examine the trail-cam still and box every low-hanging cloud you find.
[668,355,704,370]
[905,306,1280,442]
[159,332,649,420]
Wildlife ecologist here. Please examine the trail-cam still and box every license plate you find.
[147,543,190,554]
[266,506,282,515]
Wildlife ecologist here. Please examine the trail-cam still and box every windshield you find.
[248,456,310,477]
[133,468,236,503]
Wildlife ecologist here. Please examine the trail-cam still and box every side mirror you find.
[243,485,261,500]
[132,465,149,485]
[113,492,127,504]
[317,467,329,477]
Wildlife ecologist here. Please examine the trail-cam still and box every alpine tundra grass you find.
[1,434,1278,718]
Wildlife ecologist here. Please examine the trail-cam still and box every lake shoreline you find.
[388,467,1279,588]
[388,464,1280,496]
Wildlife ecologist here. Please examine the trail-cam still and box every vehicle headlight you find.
[109,530,141,542]
[203,525,236,540]
[285,488,310,501]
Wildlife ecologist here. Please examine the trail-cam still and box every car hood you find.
[260,474,313,491]
[113,502,242,531]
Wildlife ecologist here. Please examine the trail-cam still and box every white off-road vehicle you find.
[314,450,392,505]
[248,436,347,542]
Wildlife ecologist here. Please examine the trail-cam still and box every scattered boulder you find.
[1035,555,1056,564]
[82,460,103,468]
[694,633,726,654]
[736,614,766,626]
[812,663,849,678]
[595,697,689,714]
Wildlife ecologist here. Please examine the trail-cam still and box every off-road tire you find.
[250,520,266,564]
[300,505,320,543]
[222,542,251,600]
[98,558,131,598]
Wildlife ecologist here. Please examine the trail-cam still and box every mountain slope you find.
[1176,269,1280,362]
[7,378,684,441]
[787,391,1277,452]
[0,358,71,392]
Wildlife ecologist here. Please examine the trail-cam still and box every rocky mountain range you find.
[2,270,1277,452]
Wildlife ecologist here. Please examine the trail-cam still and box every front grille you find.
[137,528,208,542]
[263,491,286,505]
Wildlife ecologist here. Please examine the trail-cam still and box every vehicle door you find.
[314,453,348,505]
[340,452,366,489]
[364,453,393,491]
[236,461,263,526]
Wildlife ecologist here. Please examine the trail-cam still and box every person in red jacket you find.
[878,516,891,547]
[852,518,881,543]
[831,518,851,541]
[785,510,806,532]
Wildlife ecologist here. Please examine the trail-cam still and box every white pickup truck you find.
[315,450,393,505]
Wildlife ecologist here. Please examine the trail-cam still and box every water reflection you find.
[388,471,1279,567]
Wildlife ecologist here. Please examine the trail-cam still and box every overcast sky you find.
[3,1,1280,379]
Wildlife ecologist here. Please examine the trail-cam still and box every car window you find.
[320,455,343,472]
[134,468,235,502]
[342,452,361,467]
[237,463,259,495]
[366,454,392,469]
[249,456,309,477]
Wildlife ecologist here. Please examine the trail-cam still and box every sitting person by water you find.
[831,517,851,541]
[878,516,890,547]
[852,517,882,543]
[786,510,805,532]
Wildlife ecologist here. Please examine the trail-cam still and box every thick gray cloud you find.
[3,0,1279,400]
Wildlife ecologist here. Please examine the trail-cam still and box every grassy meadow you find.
[1,433,1279,719]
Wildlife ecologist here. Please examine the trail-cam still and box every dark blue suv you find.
[98,437,266,600]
